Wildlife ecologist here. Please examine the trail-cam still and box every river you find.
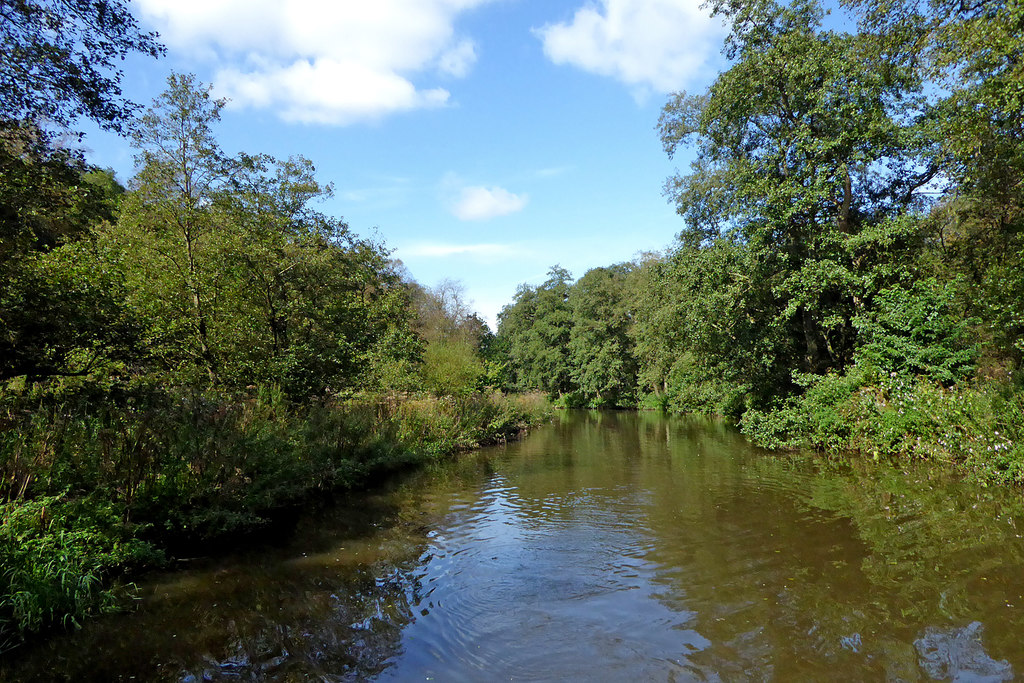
[3,411,1023,681]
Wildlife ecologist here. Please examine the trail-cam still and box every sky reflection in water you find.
[3,411,1023,681]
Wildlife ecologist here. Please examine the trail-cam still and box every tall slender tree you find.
[118,74,231,383]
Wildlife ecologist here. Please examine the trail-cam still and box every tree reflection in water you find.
[3,411,1024,681]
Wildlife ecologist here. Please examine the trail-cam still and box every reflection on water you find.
[3,411,1024,681]
[915,622,1012,681]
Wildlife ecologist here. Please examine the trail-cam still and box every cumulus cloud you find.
[451,185,528,220]
[535,0,726,95]
[135,0,492,124]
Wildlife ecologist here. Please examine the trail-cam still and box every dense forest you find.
[498,0,1023,476]
[0,2,540,649]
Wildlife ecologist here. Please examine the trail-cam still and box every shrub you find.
[741,365,1024,485]
[853,278,977,385]
[0,384,550,648]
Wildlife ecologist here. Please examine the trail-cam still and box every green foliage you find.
[742,368,1024,486]
[496,263,642,407]
[497,266,576,398]
[0,384,550,648]
[0,0,163,132]
[854,277,976,384]
[86,75,421,395]
[657,0,935,406]
[410,279,492,395]
[567,265,639,407]
[741,365,875,451]
[0,124,133,382]
[982,239,1024,362]
[421,340,484,396]
[631,238,781,410]
[0,493,160,652]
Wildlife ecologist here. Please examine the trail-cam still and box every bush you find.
[853,278,977,385]
[741,365,1024,485]
[0,494,160,652]
[0,384,550,649]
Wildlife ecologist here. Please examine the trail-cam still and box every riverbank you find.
[551,369,1024,487]
[5,410,1024,681]
[739,372,1024,486]
[0,385,550,651]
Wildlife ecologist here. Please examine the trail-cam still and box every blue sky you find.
[80,0,731,327]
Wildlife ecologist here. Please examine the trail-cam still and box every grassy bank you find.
[740,369,1024,486]
[0,385,550,651]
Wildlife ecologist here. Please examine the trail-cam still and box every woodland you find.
[499,0,1024,480]
[2,0,1022,652]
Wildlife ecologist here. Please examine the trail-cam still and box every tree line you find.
[2,72,506,397]
[496,0,1023,478]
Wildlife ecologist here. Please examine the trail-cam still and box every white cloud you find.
[401,243,522,258]
[535,0,726,95]
[216,60,450,125]
[135,0,492,124]
[451,185,528,220]
[438,40,478,78]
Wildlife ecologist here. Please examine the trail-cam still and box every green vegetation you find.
[3,0,1023,655]
[496,0,1023,480]
[0,387,546,651]
[0,12,547,650]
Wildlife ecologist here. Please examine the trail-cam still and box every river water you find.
[4,411,1024,681]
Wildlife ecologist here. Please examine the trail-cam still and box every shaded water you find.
[4,411,1024,681]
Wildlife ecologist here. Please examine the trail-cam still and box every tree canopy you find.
[0,0,162,131]
[497,0,1023,432]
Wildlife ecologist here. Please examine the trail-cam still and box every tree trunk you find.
[802,307,821,373]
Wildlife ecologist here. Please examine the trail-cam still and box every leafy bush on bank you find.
[741,366,1024,485]
[0,385,550,650]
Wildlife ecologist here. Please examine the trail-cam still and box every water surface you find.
[4,411,1023,681]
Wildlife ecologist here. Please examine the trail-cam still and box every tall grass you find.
[0,384,550,650]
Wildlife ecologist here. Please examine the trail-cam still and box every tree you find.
[658,0,930,401]
[630,238,760,413]
[497,266,575,397]
[844,0,1024,366]
[0,0,162,131]
[766,0,1024,380]
[0,0,162,381]
[106,74,421,394]
[410,279,489,395]
[116,74,231,383]
[0,125,134,381]
[568,264,638,406]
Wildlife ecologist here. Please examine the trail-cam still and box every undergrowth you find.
[0,384,550,650]
[741,365,1024,485]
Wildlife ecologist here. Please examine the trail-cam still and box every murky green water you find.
[4,411,1024,681]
